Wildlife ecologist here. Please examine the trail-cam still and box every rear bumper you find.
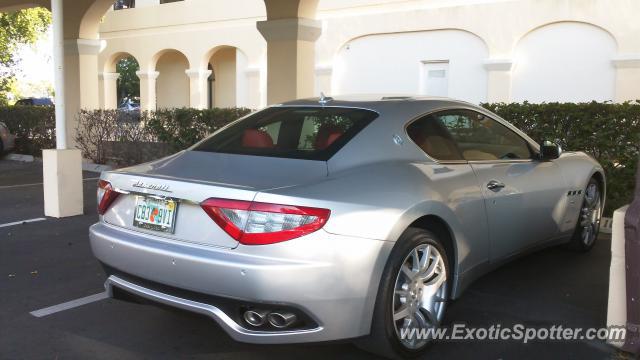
[90,222,393,344]
[104,274,324,343]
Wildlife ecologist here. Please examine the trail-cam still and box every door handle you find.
[487,180,505,191]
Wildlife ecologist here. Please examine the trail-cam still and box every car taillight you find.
[97,180,120,215]
[200,198,331,245]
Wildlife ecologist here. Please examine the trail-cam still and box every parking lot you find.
[0,158,619,359]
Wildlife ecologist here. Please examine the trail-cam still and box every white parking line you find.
[30,292,109,318]
[0,217,47,228]
[0,177,99,190]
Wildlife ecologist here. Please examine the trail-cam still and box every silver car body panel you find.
[91,222,393,343]
[90,95,605,344]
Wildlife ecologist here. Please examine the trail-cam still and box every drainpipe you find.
[623,158,640,354]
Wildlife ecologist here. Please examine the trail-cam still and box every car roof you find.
[277,94,477,112]
[274,95,540,172]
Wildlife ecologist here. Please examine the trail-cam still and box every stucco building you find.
[99,0,640,111]
[1,0,638,217]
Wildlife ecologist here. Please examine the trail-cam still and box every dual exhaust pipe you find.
[243,309,297,329]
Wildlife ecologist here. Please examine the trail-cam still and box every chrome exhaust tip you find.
[243,309,269,327]
[267,311,297,329]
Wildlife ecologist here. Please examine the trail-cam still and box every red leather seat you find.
[315,125,344,150]
[242,129,274,148]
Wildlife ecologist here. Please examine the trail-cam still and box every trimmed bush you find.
[0,106,55,155]
[482,101,640,214]
[75,108,252,166]
[7,102,638,215]
[146,107,252,153]
[75,109,159,166]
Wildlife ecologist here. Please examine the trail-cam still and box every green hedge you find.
[0,106,55,155]
[3,102,638,214]
[75,108,252,166]
[481,101,640,214]
[145,108,252,153]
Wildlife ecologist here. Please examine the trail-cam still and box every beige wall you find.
[97,0,640,106]
[156,51,189,108]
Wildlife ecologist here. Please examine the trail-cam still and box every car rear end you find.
[90,105,393,343]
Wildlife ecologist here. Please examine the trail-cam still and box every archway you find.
[103,52,140,109]
[511,22,617,103]
[205,46,249,108]
[115,56,140,108]
[153,49,190,109]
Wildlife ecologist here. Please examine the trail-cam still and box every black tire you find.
[355,227,450,359]
[568,177,602,252]
[0,138,4,154]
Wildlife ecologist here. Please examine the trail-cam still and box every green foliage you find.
[116,56,140,104]
[0,7,51,104]
[75,107,252,166]
[8,102,638,215]
[145,107,252,152]
[0,105,54,154]
[481,101,640,214]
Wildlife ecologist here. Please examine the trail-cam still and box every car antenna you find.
[319,92,333,106]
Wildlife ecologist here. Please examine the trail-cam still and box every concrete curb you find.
[82,162,113,173]
[4,153,35,162]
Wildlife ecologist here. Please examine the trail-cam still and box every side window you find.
[436,111,532,161]
[406,113,464,161]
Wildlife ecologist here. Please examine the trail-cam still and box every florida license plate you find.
[133,196,178,233]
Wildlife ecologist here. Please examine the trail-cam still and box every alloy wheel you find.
[392,243,447,349]
[580,182,602,247]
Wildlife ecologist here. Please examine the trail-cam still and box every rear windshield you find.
[193,107,378,160]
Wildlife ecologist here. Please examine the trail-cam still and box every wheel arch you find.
[407,215,458,281]
[591,170,606,196]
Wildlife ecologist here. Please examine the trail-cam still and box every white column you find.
[136,70,159,111]
[484,59,513,103]
[63,38,101,145]
[51,0,66,149]
[613,54,640,102]
[101,72,120,109]
[185,69,212,109]
[44,0,84,218]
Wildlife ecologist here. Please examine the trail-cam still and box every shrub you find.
[145,107,252,153]
[75,109,159,166]
[0,106,55,155]
[482,101,640,214]
[75,107,252,166]
[69,102,640,215]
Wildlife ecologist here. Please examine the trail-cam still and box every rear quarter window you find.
[193,107,378,160]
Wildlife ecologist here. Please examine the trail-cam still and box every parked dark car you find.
[117,97,141,122]
[14,97,54,106]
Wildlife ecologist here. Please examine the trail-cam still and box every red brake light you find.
[200,198,331,245]
[97,180,120,215]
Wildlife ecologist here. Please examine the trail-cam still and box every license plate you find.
[133,196,178,233]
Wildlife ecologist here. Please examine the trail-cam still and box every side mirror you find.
[539,140,562,160]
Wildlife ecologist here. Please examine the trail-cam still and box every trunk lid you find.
[101,151,328,249]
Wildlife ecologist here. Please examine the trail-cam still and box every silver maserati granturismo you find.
[90,95,604,358]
